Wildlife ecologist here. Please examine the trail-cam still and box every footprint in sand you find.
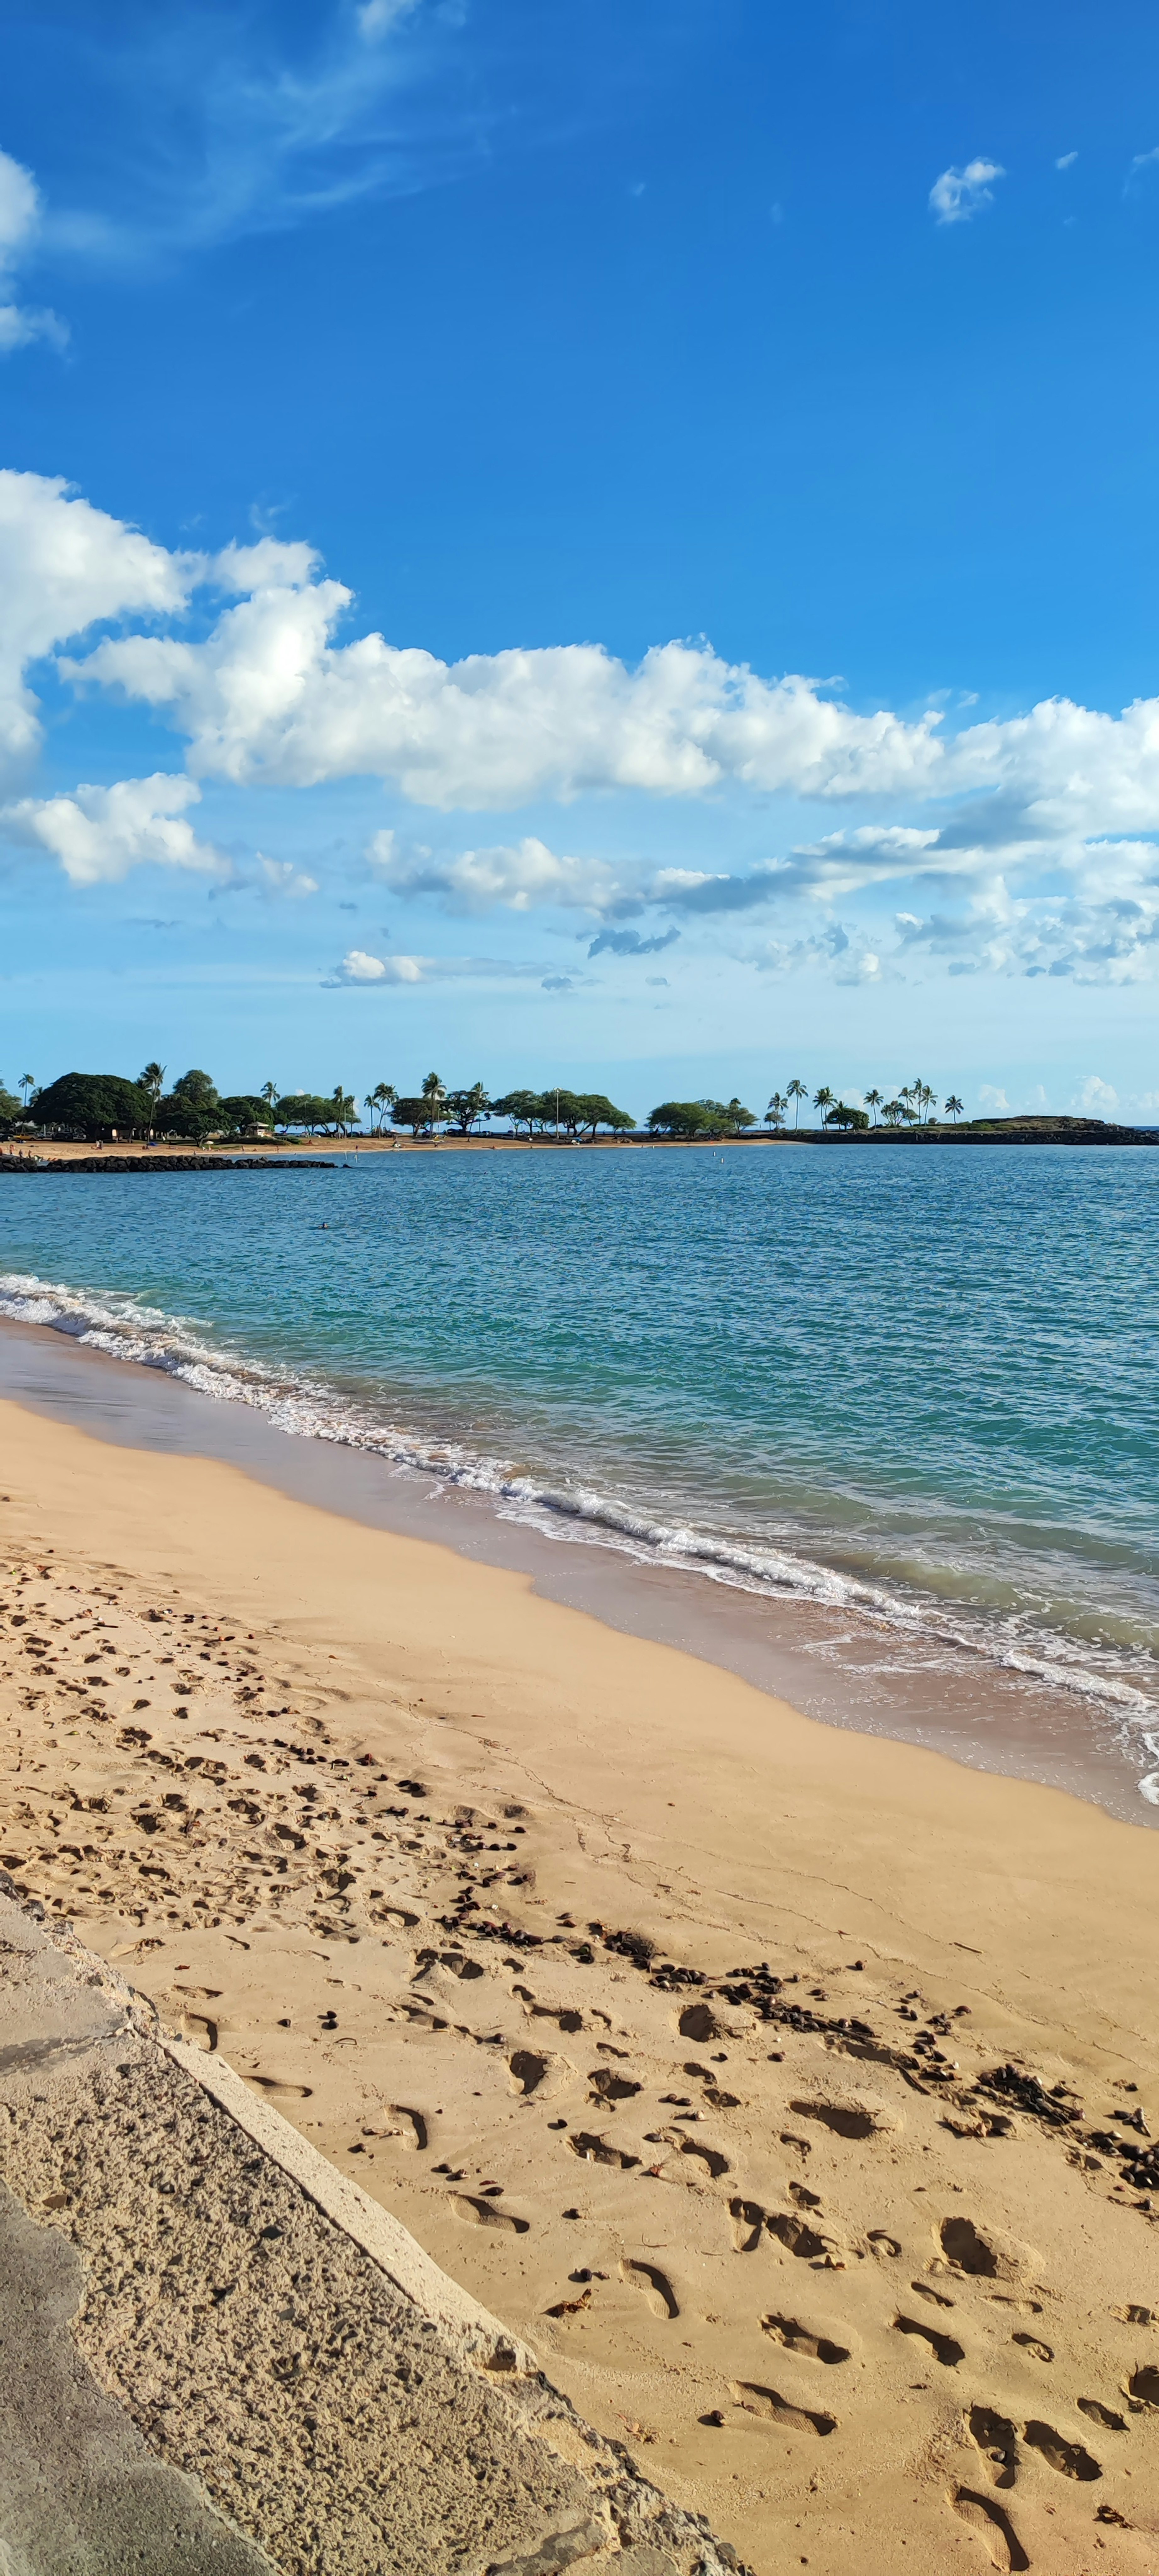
[672,2137,730,2181]
[789,2097,890,2142]
[182,2012,218,2052]
[248,2075,313,2099]
[567,2132,640,2170]
[940,2216,998,2277]
[448,2193,529,2234]
[950,2488,1029,2572]
[1127,2364,1159,2407]
[676,2003,717,2044]
[912,2279,956,2310]
[866,2230,901,2260]
[370,2105,427,2151]
[619,2258,678,2319]
[728,2196,765,2252]
[966,2405,1019,2489]
[766,2212,829,2261]
[1022,2420,1101,2481]
[761,2313,850,2366]
[587,2067,642,2105]
[1078,2398,1127,2432]
[508,2049,551,2097]
[1012,2331,1053,2363]
[894,2314,965,2368]
[729,2381,836,2436]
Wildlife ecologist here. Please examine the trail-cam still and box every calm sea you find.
[2,1143,1157,1804]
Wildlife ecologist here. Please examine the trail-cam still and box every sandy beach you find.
[1,1392,1157,2575]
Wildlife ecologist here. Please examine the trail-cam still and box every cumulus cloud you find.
[1073,1074,1118,1113]
[10,468,1159,979]
[367,828,630,910]
[0,773,227,885]
[332,947,423,984]
[929,158,1004,225]
[0,469,198,769]
[0,149,67,356]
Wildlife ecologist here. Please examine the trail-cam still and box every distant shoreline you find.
[1,1113,1156,1166]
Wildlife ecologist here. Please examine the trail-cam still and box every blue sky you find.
[2,0,1159,1120]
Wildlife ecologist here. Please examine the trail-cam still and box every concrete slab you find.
[0,1879,743,2576]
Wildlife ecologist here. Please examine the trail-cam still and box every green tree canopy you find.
[492,1089,543,1135]
[390,1095,436,1137]
[0,1085,24,1129]
[273,1094,342,1134]
[216,1095,275,1134]
[574,1092,634,1138]
[445,1082,492,1134]
[31,1073,153,1138]
[646,1097,753,1138]
[824,1102,870,1130]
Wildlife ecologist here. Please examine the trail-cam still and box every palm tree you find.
[329,1085,358,1135]
[945,1094,964,1124]
[786,1077,807,1128]
[420,1070,447,1134]
[882,1098,903,1126]
[765,1091,786,1130]
[19,1074,34,1108]
[865,1086,882,1126]
[813,1085,835,1126]
[139,1062,166,1110]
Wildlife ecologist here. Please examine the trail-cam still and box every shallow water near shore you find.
[1,1140,1156,1814]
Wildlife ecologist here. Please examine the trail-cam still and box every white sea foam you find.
[1,1267,1156,1770]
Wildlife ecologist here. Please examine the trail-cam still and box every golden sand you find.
[1,1396,1156,2574]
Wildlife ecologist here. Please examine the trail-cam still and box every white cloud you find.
[0,148,67,356]
[1056,151,1078,171]
[929,158,1005,225]
[367,828,630,910]
[978,1085,1010,1112]
[333,948,423,983]
[1073,1074,1118,1113]
[258,856,318,898]
[74,582,947,805]
[1,773,228,885]
[1126,147,1159,193]
[0,469,198,769]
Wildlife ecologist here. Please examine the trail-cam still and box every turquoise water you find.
[1,1143,1157,1789]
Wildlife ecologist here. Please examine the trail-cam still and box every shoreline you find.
[0,1307,1154,1830]
[0,1392,1156,2573]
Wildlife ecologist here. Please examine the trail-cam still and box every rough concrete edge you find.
[160,2035,535,2370]
[3,1883,748,2572]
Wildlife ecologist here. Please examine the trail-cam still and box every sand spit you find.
[0,1401,1157,2572]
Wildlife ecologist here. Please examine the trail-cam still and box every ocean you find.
[2,1140,1156,1813]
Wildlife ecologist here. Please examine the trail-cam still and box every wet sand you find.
[1,1390,1158,2573]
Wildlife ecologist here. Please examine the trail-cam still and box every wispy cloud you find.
[38,2,481,272]
[929,158,1005,226]
[1055,150,1078,171]
[0,149,67,354]
[1125,146,1159,197]
[586,925,680,958]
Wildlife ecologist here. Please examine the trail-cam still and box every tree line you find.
[3,1064,968,1144]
